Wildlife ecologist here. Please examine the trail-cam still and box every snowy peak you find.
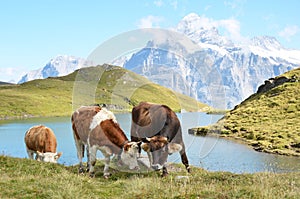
[250,36,283,51]
[176,13,233,47]
[18,55,92,84]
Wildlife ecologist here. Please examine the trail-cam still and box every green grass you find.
[0,155,299,199]
[0,65,208,119]
[191,67,300,156]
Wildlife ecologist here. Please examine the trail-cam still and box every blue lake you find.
[0,112,299,174]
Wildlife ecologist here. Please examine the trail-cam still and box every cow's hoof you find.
[103,173,111,179]
[187,166,191,173]
[78,167,85,174]
[161,170,169,177]
[89,172,95,178]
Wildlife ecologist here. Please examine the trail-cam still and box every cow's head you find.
[120,141,141,170]
[36,151,62,163]
[141,136,182,171]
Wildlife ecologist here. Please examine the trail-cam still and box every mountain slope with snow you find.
[18,55,92,84]
[121,13,300,108]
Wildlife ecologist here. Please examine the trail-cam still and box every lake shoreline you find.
[189,127,300,157]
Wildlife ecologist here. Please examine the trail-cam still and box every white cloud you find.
[137,15,164,28]
[217,18,244,42]
[278,25,300,41]
[154,0,163,7]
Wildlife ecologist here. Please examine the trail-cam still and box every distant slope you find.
[191,67,300,156]
[0,81,13,85]
[0,65,208,119]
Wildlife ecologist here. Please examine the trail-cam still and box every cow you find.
[71,105,141,178]
[131,102,190,176]
[24,125,62,163]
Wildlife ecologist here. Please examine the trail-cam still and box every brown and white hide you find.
[24,125,62,163]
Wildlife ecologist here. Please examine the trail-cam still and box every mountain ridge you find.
[17,13,300,109]
[18,55,92,84]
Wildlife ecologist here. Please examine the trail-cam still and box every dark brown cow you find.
[131,102,190,176]
[24,125,62,163]
[71,106,140,178]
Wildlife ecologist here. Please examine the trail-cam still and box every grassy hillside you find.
[0,65,208,119]
[191,67,300,156]
[0,156,299,199]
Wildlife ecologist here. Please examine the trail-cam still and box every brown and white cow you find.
[131,102,190,176]
[71,105,141,178]
[24,125,62,163]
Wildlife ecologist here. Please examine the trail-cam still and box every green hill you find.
[0,64,208,119]
[190,67,300,156]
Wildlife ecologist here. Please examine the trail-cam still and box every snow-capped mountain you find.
[17,13,300,109]
[120,13,300,109]
[18,55,92,83]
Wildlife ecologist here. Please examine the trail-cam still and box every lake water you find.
[0,112,299,174]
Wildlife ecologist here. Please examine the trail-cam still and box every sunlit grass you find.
[0,155,299,199]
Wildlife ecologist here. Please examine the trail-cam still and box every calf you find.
[24,125,62,163]
[131,102,190,176]
[71,106,140,178]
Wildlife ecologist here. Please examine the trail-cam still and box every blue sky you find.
[1,0,300,82]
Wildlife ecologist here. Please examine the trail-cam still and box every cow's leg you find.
[180,146,190,173]
[146,151,153,167]
[99,148,111,178]
[26,148,34,159]
[86,145,90,172]
[74,139,85,173]
[88,145,97,178]
[102,154,111,179]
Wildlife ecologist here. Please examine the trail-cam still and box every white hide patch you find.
[121,143,140,170]
[89,108,118,131]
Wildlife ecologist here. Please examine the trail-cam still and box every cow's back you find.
[72,106,101,143]
[25,125,57,153]
[131,102,181,142]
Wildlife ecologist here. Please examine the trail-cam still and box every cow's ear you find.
[141,143,150,152]
[55,152,63,160]
[37,151,44,157]
[123,143,131,152]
